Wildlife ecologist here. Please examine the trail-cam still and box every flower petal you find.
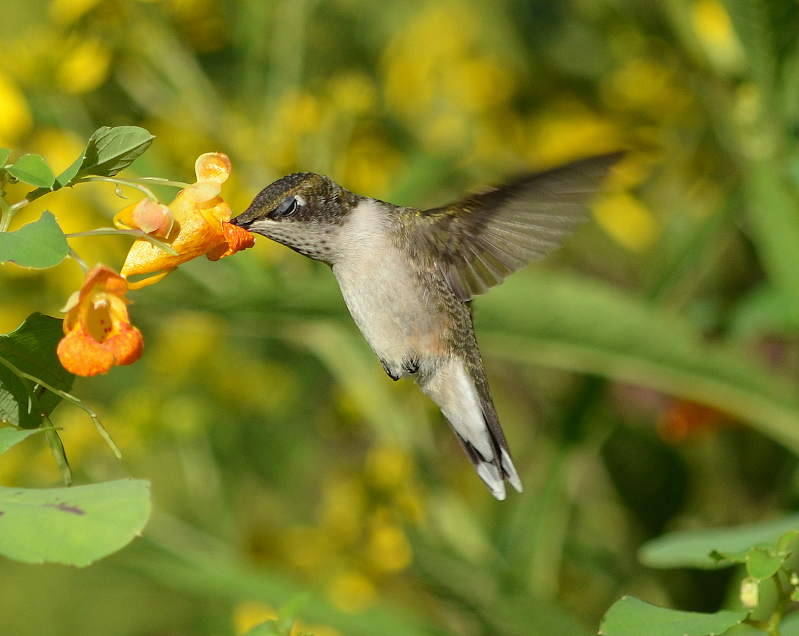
[132,199,174,236]
[184,181,222,203]
[57,325,116,376]
[107,324,144,366]
[195,152,231,184]
[121,193,231,278]
[58,264,143,376]
[207,222,256,261]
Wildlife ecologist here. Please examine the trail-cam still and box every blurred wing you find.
[411,152,624,300]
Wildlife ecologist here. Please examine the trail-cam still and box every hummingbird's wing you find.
[413,152,624,301]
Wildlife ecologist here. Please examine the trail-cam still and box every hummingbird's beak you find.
[230,216,250,230]
[230,208,258,230]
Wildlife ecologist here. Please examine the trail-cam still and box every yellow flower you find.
[57,38,112,94]
[0,72,32,146]
[57,265,143,377]
[115,152,255,289]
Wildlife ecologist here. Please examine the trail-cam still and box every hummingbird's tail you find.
[421,357,522,500]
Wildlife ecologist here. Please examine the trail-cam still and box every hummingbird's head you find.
[232,172,359,263]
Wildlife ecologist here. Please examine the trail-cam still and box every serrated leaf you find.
[639,514,799,569]
[746,546,786,580]
[6,154,55,188]
[0,427,44,455]
[74,126,154,182]
[42,126,155,194]
[54,154,83,190]
[0,148,11,166]
[78,125,154,178]
[599,596,748,636]
[0,313,74,429]
[0,211,68,269]
[0,478,151,566]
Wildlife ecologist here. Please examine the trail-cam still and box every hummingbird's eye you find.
[272,196,300,219]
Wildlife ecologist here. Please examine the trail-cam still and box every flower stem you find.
[125,176,192,189]
[0,355,123,460]
[66,227,179,256]
[68,247,90,273]
[0,195,13,232]
[78,177,160,201]
[43,420,72,486]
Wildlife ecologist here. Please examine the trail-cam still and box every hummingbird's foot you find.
[402,356,420,375]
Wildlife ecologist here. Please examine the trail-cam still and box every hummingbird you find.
[233,152,623,499]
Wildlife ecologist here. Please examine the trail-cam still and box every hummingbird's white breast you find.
[332,199,443,378]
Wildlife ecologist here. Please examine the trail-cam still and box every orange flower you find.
[657,399,735,443]
[115,152,255,289]
[57,265,143,377]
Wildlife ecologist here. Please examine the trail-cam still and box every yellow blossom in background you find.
[326,571,376,613]
[231,602,343,636]
[690,0,745,74]
[592,191,660,252]
[602,57,693,121]
[48,0,104,25]
[320,476,368,543]
[328,72,377,117]
[338,132,404,198]
[382,1,478,119]
[443,57,514,113]
[57,38,112,94]
[366,513,413,573]
[527,103,624,167]
[364,446,412,491]
[263,90,324,173]
[232,601,278,636]
[0,72,32,147]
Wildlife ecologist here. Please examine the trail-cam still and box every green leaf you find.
[57,126,154,188]
[777,529,798,552]
[734,609,799,636]
[0,427,44,455]
[0,478,151,566]
[0,148,11,167]
[0,211,69,269]
[0,313,74,429]
[599,596,748,636]
[639,513,799,569]
[745,546,786,580]
[709,548,749,565]
[475,271,799,454]
[6,154,55,188]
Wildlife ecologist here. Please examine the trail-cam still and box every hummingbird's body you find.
[233,153,622,499]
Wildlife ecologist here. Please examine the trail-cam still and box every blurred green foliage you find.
[4,0,799,634]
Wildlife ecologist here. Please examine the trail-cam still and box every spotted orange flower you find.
[57,264,143,377]
[115,152,255,289]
